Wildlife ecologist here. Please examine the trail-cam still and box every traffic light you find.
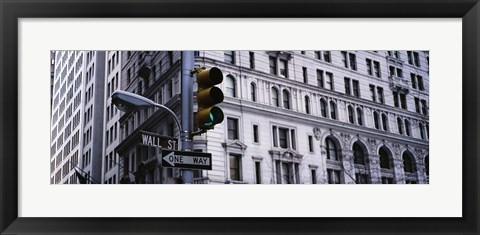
[195,67,224,130]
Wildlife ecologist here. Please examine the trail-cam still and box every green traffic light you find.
[204,113,214,126]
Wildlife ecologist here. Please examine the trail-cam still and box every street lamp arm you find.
[153,103,184,139]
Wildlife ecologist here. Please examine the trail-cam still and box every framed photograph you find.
[1,0,478,234]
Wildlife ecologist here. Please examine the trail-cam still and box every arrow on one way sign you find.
[159,150,212,170]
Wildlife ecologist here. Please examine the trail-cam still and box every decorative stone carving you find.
[367,138,377,152]
[340,133,351,147]
[313,127,322,140]
[392,143,401,155]
[415,148,424,159]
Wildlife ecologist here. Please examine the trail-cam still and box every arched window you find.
[320,99,327,118]
[353,142,365,165]
[405,120,411,136]
[381,113,388,131]
[373,112,380,129]
[356,108,363,126]
[330,101,337,119]
[348,105,354,124]
[272,87,279,107]
[402,152,415,173]
[250,82,256,102]
[225,75,236,97]
[379,147,391,169]
[397,117,404,135]
[325,137,338,161]
[305,96,310,114]
[425,155,429,176]
[283,89,290,109]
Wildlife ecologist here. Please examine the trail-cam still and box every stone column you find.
[393,158,406,184]
[341,150,356,184]
[415,161,428,184]
[368,154,382,184]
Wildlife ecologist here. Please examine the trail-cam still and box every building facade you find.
[50,51,113,184]
[114,50,429,184]
[50,50,429,184]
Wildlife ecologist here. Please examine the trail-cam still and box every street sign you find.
[159,150,212,170]
[139,131,177,150]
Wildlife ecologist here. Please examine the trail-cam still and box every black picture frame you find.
[1,0,479,234]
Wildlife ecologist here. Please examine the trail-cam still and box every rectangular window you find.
[407,51,413,64]
[373,61,381,78]
[255,161,261,184]
[344,77,351,95]
[249,52,255,69]
[393,91,399,107]
[326,72,334,90]
[279,59,288,77]
[272,126,278,147]
[281,162,293,184]
[414,97,421,113]
[370,85,376,102]
[396,68,403,78]
[349,53,357,70]
[400,93,407,109]
[290,129,296,150]
[413,52,420,67]
[341,51,348,68]
[389,66,395,77]
[269,56,277,75]
[421,100,428,115]
[311,169,317,184]
[352,80,360,97]
[253,124,259,143]
[308,135,314,152]
[377,87,384,104]
[224,51,235,64]
[323,51,331,62]
[411,73,417,89]
[315,51,321,59]
[279,128,288,149]
[302,67,308,83]
[366,59,373,75]
[327,169,341,184]
[130,152,136,173]
[417,76,425,91]
[229,154,241,181]
[317,69,324,88]
[227,118,239,140]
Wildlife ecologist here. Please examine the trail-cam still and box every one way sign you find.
[159,150,212,170]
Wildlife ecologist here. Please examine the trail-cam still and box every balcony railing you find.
[388,75,410,93]
[193,177,209,184]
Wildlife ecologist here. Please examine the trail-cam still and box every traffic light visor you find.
[197,67,223,87]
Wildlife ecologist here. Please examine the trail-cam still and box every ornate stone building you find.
[115,50,429,184]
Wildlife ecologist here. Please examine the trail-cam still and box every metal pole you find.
[181,51,194,184]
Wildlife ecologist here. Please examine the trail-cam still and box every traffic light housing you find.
[196,67,224,130]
